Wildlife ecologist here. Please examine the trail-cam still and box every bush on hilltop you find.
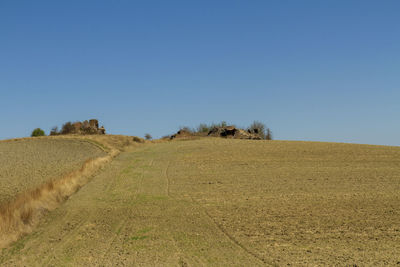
[31,128,45,137]
[61,122,75,135]
[247,121,267,140]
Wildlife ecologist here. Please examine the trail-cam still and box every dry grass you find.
[0,135,142,248]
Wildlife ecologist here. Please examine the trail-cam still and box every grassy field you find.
[0,138,106,203]
[1,138,400,266]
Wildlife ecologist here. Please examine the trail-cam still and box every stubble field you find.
[0,138,106,203]
[1,138,400,266]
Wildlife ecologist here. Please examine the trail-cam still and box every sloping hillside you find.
[0,138,106,203]
[0,135,140,248]
[1,138,400,266]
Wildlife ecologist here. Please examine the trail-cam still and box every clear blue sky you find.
[1,1,399,146]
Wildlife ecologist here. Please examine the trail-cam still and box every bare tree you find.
[50,126,59,136]
[266,128,273,140]
[248,121,266,139]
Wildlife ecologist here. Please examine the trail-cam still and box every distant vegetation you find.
[60,122,75,135]
[192,121,229,134]
[50,126,59,136]
[31,119,271,140]
[178,121,229,135]
[49,119,105,136]
[132,136,145,143]
[172,121,272,140]
[31,128,45,137]
[247,121,272,140]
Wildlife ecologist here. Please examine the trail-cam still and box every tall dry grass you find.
[0,135,136,248]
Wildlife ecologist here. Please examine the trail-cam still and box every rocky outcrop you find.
[208,126,261,140]
[169,126,263,140]
[82,119,105,134]
[170,129,192,140]
[63,119,106,135]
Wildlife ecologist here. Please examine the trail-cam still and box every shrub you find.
[61,122,74,134]
[248,121,268,139]
[132,136,144,143]
[197,121,231,134]
[50,126,59,136]
[179,126,193,133]
[144,133,152,140]
[31,128,45,137]
[196,123,210,133]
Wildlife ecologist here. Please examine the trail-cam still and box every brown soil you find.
[1,139,400,266]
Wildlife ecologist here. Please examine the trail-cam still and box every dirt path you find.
[0,142,262,266]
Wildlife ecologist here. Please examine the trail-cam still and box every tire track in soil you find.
[97,158,152,264]
[97,219,128,265]
[171,142,264,264]
[43,160,134,266]
[163,144,240,266]
[2,141,272,265]
[165,143,181,198]
[161,157,191,266]
[43,216,89,266]
[39,155,154,267]
[165,161,171,197]
[189,195,269,265]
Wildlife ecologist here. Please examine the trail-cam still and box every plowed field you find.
[0,138,106,203]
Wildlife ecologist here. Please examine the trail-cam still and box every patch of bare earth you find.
[1,139,400,266]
